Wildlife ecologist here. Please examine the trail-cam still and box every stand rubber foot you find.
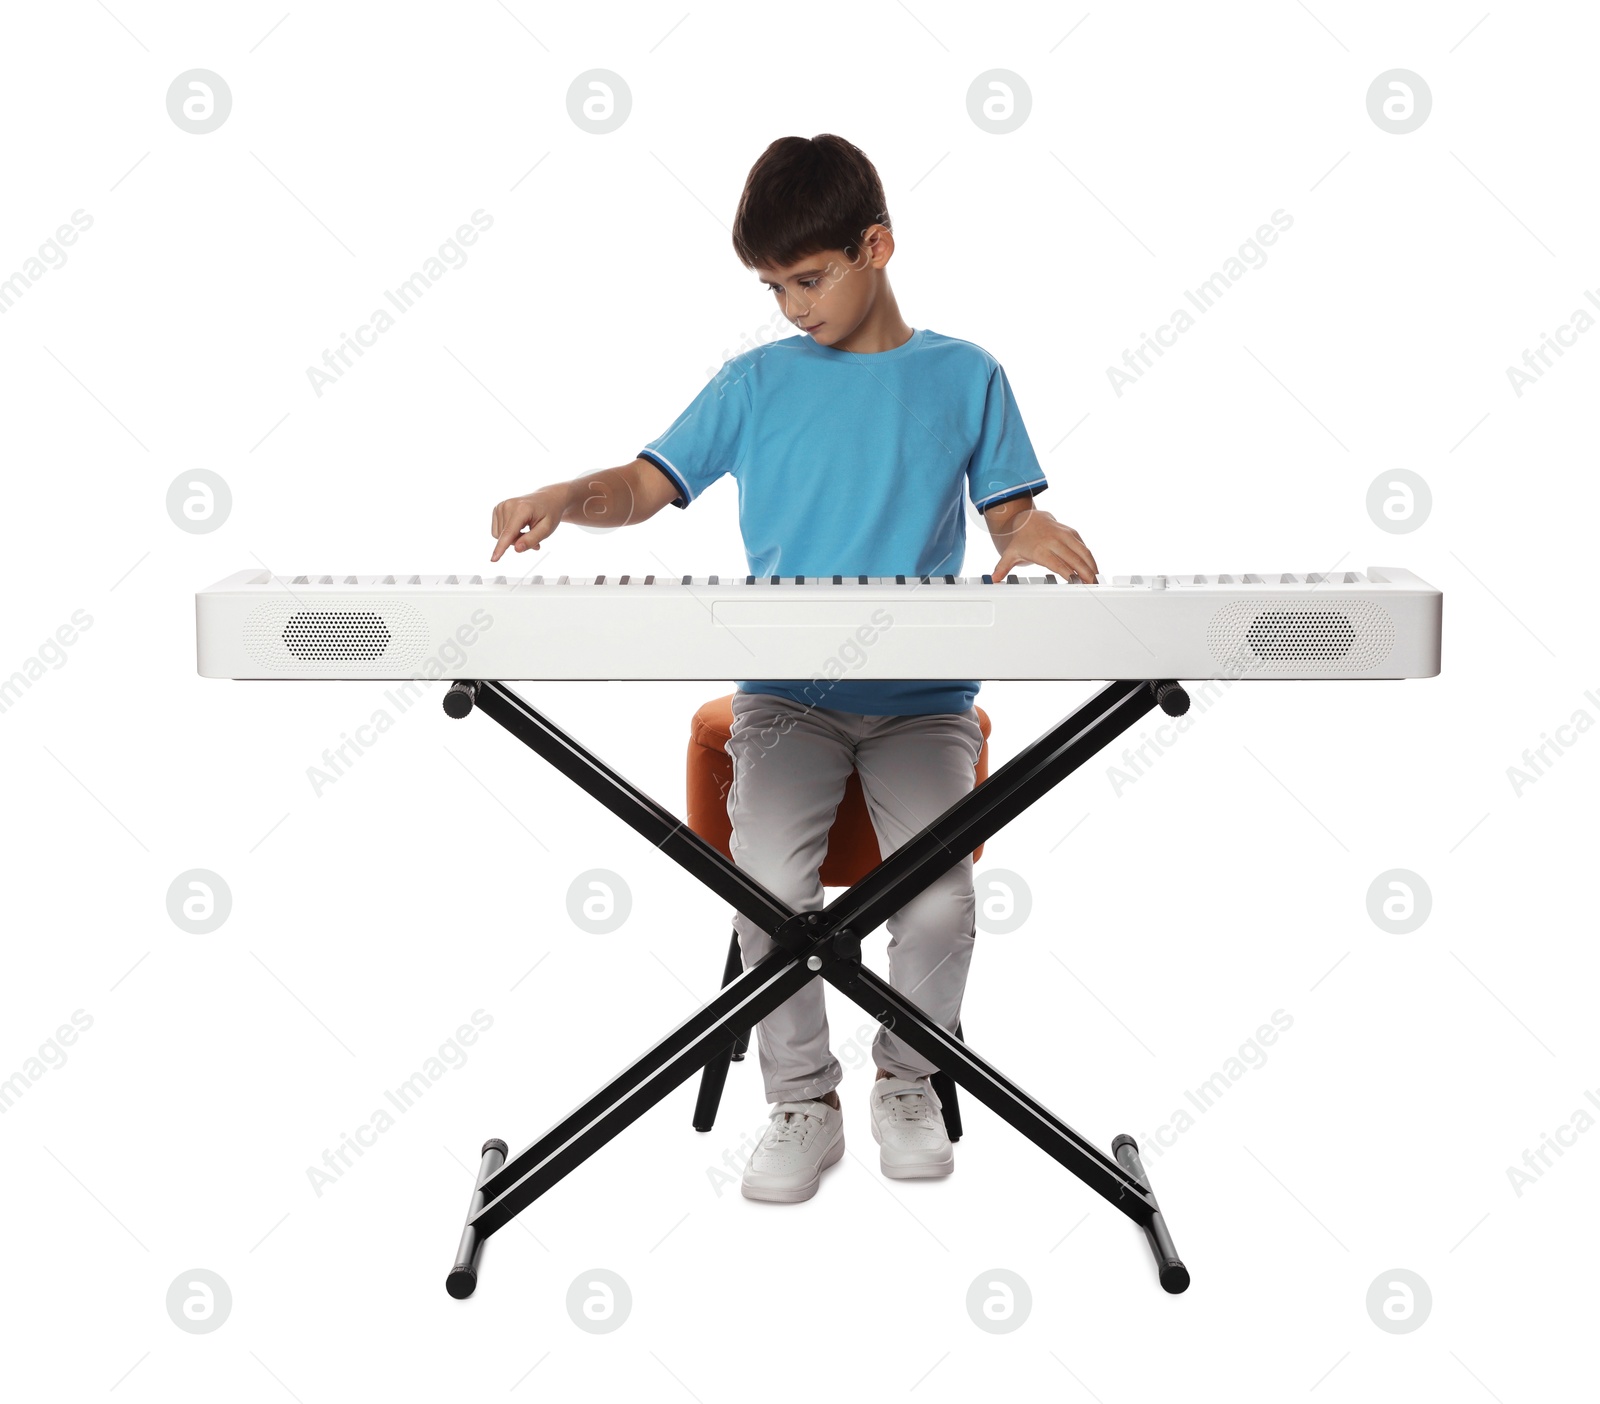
[445,1138,508,1298]
[1111,1133,1191,1294]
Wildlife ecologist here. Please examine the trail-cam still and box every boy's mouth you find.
[802,322,824,333]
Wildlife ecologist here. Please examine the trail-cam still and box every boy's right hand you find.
[491,485,571,562]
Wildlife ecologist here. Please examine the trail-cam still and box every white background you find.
[2,1,1596,1399]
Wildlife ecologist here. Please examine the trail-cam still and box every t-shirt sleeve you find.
[637,361,753,509]
[966,363,1049,515]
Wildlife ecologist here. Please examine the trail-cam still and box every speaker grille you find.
[282,610,392,661]
[244,601,428,674]
[1207,600,1394,674]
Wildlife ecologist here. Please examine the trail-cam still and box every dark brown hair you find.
[731,134,891,270]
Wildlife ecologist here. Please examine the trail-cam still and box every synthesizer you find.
[194,567,1442,682]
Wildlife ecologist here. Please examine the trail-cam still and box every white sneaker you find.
[740,1099,845,1203]
[869,1075,954,1178]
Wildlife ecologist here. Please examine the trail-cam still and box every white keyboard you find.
[194,567,1442,681]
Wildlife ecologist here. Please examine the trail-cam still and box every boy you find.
[489,133,1098,1203]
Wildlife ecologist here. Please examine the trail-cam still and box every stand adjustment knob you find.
[443,681,479,718]
[1153,681,1190,717]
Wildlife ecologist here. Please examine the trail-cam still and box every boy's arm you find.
[490,457,681,562]
[984,494,1099,583]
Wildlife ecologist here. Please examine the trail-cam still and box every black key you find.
[1006,574,1018,583]
[644,574,655,584]
[1044,573,1057,583]
[982,574,993,583]
[833,574,842,584]
[746,575,756,585]
[619,574,630,584]
[595,574,606,584]
[895,574,906,584]
[858,574,868,584]
[944,574,955,584]
[709,574,719,585]
[681,574,691,584]
[796,575,804,584]
[769,574,779,584]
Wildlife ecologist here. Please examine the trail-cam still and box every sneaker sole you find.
[870,1111,955,1179]
[740,1130,844,1203]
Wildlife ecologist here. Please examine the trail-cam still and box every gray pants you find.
[725,689,986,1104]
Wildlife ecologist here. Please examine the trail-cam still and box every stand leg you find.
[930,1020,964,1143]
[726,929,751,1061]
[470,942,820,1238]
[1111,1134,1190,1294]
[826,959,1153,1216]
[692,931,746,1132]
[445,1138,507,1299]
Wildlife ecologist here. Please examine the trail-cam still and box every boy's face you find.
[755,227,890,349]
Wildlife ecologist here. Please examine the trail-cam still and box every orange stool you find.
[686,694,992,1140]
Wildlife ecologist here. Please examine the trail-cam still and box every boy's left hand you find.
[991,508,1099,584]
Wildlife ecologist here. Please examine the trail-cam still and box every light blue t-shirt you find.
[638,327,1049,716]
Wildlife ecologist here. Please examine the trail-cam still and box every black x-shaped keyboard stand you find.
[441,676,1193,1298]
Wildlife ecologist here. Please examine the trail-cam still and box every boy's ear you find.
[858,223,895,269]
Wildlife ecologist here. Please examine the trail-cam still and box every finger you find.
[1051,526,1097,580]
[990,552,1022,580]
[1038,529,1094,581]
[1073,536,1100,580]
[1012,541,1084,583]
[491,513,531,562]
[512,510,560,555]
[1044,545,1095,584]
[1047,541,1097,584]
[1043,524,1094,575]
